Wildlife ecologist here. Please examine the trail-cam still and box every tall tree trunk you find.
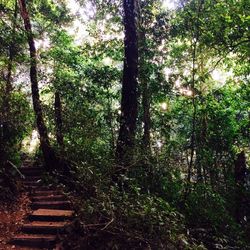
[54,91,64,153]
[139,28,151,153]
[142,81,151,151]
[187,40,197,186]
[195,109,207,183]
[18,0,57,170]
[0,128,5,167]
[116,0,139,167]
[107,95,116,153]
[186,0,204,187]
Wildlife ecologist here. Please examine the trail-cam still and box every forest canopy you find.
[0,0,249,249]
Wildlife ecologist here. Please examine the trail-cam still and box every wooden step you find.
[32,190,61,196]
[10,234,56,248]
[29,209,74,221]
[27,185,54,192]
[24,176,42,181]
[24,186,39,192]
[31,201,71,210]
[23,181,42,187]
[22,221,69,234]
[25,186,54,192]
[20,167,44,176]
[32,195,66,202]
[20,167,43,171]
[33,186,54,191]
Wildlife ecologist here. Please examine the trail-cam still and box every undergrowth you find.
[57,159,249,250]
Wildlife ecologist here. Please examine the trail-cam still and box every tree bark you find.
[187,40,197,186]
[116,0,139,166]
[142,82,151,150]
[185,0,204,192]
[54,91,64,153]
[18,0,57,170]
[234,151,247,223]
[139,28,151,153]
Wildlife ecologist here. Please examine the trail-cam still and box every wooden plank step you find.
[32,190,61,196]
[22,221,69,234]
[24,185,41,190]
[24,176,42,181]
[22,163,34,168]
[31,201,71,210]
[20,168,44,176]
[20,167,43,172]
[23,181,42,187]
[10,234,56,248]
[25,186,54,192]
[23,186,38,192]
[32,195,66,202]
[29,209,74,221]
[10,246,44,250]
[29,186,55,192]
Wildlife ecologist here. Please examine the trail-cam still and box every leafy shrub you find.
[185,184,230,230]
[183,184,246,248]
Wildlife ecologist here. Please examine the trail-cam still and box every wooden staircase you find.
[10,164,74,249]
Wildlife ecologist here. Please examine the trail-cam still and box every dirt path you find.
[0,193,31,250]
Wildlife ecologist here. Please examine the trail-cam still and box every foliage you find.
[61,162,198,249]
[0,0,249,248]
[184,183,250,249]
[0,90,32,200]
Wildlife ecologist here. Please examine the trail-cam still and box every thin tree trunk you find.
[54,91,64,153]
[187,40,197,185]
[195,52,207,183]
[18,0,57,170]
[186,0,204,186]
[139,27,151,153]
[0,129,5,167]
[116,0,139,167]
[195,111,207,183]
[142,80,151,150]
[141,91,150,149]
[107,95,116,153]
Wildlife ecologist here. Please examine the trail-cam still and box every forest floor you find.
[0,192,31,250]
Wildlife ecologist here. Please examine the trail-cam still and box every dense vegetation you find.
[0,0,249,249]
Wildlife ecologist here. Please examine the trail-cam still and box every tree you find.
[0,0,22,167]
[54,90,64,153]
[18,0,57,171]
[138,0,170,154]
[234,151,248,223]
[3,0,17,120]
[116,0,139,167]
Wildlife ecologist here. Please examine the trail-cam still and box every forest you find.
[0,0,249,249]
